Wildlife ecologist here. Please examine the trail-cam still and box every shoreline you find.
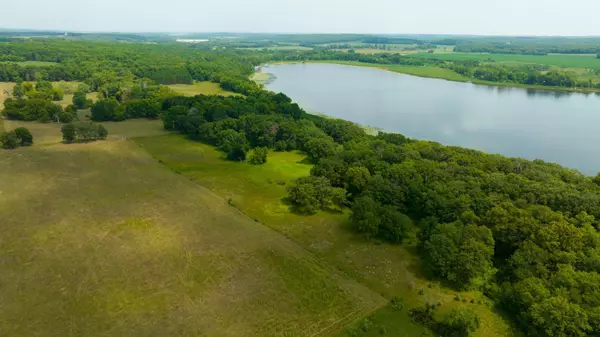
[261,60,600,95]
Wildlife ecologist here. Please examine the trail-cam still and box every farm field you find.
[0,121,385,337]
[410,52,600,69]
[298,60,471,82]
[135,134,517,337]
[167,81,239,97]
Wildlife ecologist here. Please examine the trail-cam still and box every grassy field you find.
[135,135,518,337]
[250,72,275,86]
[410,52,600,69]
[0,121,385,336]
[167,81,239,97]
[8,61,58,67]
[304,60,471,82]
[237,46,313,51]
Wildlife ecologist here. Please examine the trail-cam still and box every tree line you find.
[151,78,600,336]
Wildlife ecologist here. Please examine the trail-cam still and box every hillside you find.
[0,122,385,336]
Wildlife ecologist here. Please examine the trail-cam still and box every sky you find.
[3,0,600,36]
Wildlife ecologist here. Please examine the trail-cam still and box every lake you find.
[262,63,600,175]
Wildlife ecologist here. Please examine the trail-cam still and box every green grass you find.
[167,81,239,97]
[135,134,518,337]
[410,52,600,69]
[251,72,275,86]
[308,60,471,82]
[0,122,384,336]
[9,61,58,67]
[238,46,313,51]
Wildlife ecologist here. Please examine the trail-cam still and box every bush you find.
[437,308,480,337]
[61,123,76,142]
[14,127,33,146]
[249,147,268,165]
[227,145,247,161]
[391,296,404,311]
[0,131,19,149]
[287,176,347,214]
[61,121,108,143]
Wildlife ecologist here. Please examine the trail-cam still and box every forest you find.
[3,36,600,337]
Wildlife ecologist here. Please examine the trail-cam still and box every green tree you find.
[287,176,345,214]
[527,296,591,337]
[61,123,76,143]
[97,124,108,140]
[51,87,64,101]
[304,137,337,162]
[72,91,88,109]
[351,196,382,238]
[424,221,495,289]
[438,308,480,337]
[91,99,124,121]
[12,82,25,99]
[14,127,33,146]
[249,147,268,165]
[0,131,19,149]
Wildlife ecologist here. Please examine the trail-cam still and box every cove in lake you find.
[263,63,600,175]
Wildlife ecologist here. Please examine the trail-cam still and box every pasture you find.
[135,135,517,337]
[167,81,239,97]
[0,121,384,336]
[410,52,600,69]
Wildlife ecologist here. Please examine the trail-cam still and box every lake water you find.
[263,63,600,175]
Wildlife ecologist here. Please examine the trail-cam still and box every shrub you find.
[249,147,268,165]
[61,121,108,143]
[61,123,76,142]
[0,131,19,149]
[14,127,33,146]
[227,145,247,161]
[437,308,480,337]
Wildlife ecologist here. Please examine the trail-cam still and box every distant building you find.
[176,39,209,43]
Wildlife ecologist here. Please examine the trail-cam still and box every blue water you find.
[264,63,600,174]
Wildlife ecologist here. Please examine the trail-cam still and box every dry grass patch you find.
[0,136,384,336]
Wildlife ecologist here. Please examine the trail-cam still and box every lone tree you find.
[61,123,76,143]
[249,147,268,165]
[14,127,33,146]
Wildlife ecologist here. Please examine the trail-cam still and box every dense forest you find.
[4,36,600,336]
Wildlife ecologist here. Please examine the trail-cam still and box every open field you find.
[237,46,313,51]
[0,121,384,336]
[3,119,168,144]
[167,81,239,97]
[297,60,471,82]
[410,52,600,69]
[135,135,518,337]
[4,61,59,67]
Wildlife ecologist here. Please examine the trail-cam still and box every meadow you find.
[0,121,384,336]
[135,134,517,337]
[410,52,600,69]
[167,81,239,97]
